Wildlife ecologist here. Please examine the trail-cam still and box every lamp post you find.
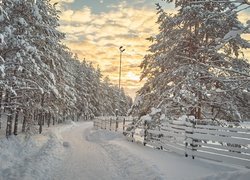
[119,46,125,90]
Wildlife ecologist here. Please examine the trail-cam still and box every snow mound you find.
[0,132,64,180]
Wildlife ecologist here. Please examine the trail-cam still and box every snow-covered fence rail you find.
[186,124,250,168]
[144,122,250,168]
[93,117,250,168]
[145,121,192,155]
[93,116,133,132]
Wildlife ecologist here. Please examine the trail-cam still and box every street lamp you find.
[119,46,125,90]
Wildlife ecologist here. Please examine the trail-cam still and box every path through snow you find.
[1,121,250,180]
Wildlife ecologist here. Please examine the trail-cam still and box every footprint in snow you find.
[63,142,70,148]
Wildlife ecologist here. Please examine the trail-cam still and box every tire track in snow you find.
[86,129,165,180]
[101,143,164,180]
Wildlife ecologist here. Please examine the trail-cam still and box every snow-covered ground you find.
[1,121,250,180]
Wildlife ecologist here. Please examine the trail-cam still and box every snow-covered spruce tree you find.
[137,0,250,122]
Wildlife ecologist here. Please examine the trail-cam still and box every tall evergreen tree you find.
[137,0,250,121]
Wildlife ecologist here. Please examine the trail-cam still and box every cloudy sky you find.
[52,0,250,99]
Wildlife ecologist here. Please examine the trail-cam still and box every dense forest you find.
[0,0,132,137]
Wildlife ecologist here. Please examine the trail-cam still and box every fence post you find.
[184,118,187,157]
[191,121,195,159]
[185,125,188,157]
[143,121,148,146]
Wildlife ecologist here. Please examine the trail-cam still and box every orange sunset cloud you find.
[53,1,250,99]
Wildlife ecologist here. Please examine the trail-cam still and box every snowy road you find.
[52,122,249,180]
[1,121,250,180]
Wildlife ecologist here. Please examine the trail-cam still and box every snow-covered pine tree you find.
[138,0,250,122]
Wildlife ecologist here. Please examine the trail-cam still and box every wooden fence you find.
[93,117,250,168]
[146,121,250,168]
[93,116,134,132]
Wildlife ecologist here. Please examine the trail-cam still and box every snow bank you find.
[0,131,65,180]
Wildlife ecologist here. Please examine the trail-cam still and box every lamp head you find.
[119,46,125,52]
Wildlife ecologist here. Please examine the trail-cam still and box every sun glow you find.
[126,72,140,81]
[54,1,250,99]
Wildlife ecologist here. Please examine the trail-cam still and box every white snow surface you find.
[1,121,250,180]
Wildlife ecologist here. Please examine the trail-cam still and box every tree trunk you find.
[6,116,10,138]
[42,113,45,126]
[47,112,51,127]
[6,109,13,137]
[34,110,38,124]
[77,113,81,122]
[14,109,19,135]
[22,110,27,132]
[63,110,66,122]
[0,90,2,129]
[39,111,43,134]
[52,116,55,125]
[0,112,1,129]
[197,91,202,120]
[72,111,75,121]
[197,106,202,120]
[40,93,45,133]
